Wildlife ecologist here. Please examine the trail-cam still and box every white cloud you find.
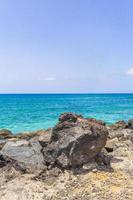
[44,77,56,81]
[127,68,133,75]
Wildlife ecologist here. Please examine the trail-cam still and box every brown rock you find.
[109,120,127,130]
[0,129,13,139]
[39,128,52,147]
[15,129,46,140]
[43,113,108,169]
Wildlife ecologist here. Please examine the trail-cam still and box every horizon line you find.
[0,92,133,95]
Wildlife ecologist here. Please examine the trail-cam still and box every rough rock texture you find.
[15,129,47,140]
[0,158,133,200]
[0,114,133,200]
[86,118,106,126]
[128,119,133,129]
[43,113,108,169]
[0,140,7,150]
[108,121,127,130]
[0,140,45,173]
[0,129,13,139]
[38,128,52,147]
[108,128,133,141]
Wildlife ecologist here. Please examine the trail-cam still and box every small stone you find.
[92,168,98,173]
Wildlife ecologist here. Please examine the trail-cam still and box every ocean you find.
[0,94,133,134]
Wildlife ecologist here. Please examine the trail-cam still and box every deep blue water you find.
[0,94,133,134]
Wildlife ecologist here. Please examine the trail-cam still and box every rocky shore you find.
[0,113,133,200]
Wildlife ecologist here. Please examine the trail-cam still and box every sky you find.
[0,0,133,93]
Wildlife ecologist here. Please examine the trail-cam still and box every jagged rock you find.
[39,128,52,147]
[106,132,133,158]
[0,154,26,172]
[105,137,119,152]
[0,129,13,139]
[108,128,133,141]
[86,118,106,126]
[0,140,46,173]
[108,129,124,139]
[127,134,133,143]
[0,139,7,150]
[59,113,82,123]
[95,149,112,170]
[110,139,133,157]
[43,113,108,169]
[108,120,127,130]
[15,129,46,140]
[128,119,133,129]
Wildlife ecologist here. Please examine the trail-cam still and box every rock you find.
[39,128,52,147]
[59,112,83,123]
[15,129,46,140]
[128,119,133,129]
[127,134,133,143]
[83,162,98,171]
[95,149,112,169]
[0,140,46,173]
[15,132,36,140]
[106,132,133,158]
[105,137,119,152]
[87,118,106,126]
[109,121,127,130]
[110,139,133,157]
[43,113,108,169]
[48,167,62,177]
[108,128,133,141]
[0,139,7,150]
[0,154,11,168]
[0,129,13,139]
[108,129,124,139]
[0,154,26,172]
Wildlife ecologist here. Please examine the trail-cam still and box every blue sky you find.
[0,0,133,93]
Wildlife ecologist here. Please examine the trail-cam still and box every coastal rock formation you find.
[108,120,127,130]
[0,140,45,173]
[128,119,133,129]
[0,129,13,139]
[15,129,47,140]
[38,128,52,147]
[108,128,133,141]
[0,113,109,175]
[0,113,133,200]
[43,113,108,169]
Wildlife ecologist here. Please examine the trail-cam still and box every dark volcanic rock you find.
[0,140,46,173]
[0,154,26,172]
[86,118,106,126]
[43,113,108,169]
[59,113,83,123]
[128,119,133,129]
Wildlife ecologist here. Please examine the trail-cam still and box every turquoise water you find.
[0,94,133,134]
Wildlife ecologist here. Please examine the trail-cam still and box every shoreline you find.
[0,93,133,133]
[0,113,133,200]
[0,116,131,136]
